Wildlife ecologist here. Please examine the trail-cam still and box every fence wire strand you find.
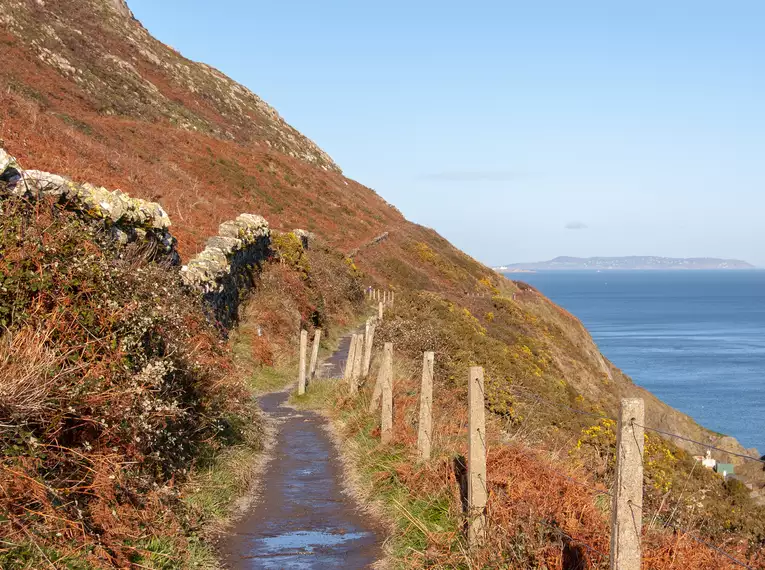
[507,385,616,422]
[655,516,757,570]
[633,423,765,466]
[511,445,613,498]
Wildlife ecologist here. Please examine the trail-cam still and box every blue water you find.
[506,271,765,453]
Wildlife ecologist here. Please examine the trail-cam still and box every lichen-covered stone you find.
[293,228,312,250]
[1,150,178,262]
[0,148,13,172]
[182,213,272,329]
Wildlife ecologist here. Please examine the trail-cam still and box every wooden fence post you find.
[297,329,308,395]
[363,318,375,378]
[468,366,487,546]
[381,342,394,444]
[309,329,322,380]
[343,334,357,381]
[417,351,435,460]
[610,398,644,570]
[378,301,384,321]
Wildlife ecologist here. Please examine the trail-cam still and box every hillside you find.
[1,1,764,568]
[0,0,484,297]
[498,256,756,271]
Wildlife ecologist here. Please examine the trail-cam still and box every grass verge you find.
[290,377,466,569]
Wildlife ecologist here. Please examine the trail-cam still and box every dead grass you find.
[0,325,68,422]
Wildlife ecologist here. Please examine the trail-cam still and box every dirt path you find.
[222,334,380,569]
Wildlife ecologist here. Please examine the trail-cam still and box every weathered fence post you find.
[391,290,395,305]
[308,329,322,379]
[297,329,308,395]
[344,334,358,381]
[363,318,375,377]
[378,301,384,321]
[369,351,386,412]
[417,351,435,460]
[351,335,364,394]
[468,366,487,546]
[610,398,645,570]
[381,342,394,444]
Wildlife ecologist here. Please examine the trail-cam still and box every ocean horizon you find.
[505,269,765,454]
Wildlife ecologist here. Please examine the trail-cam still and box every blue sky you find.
[129,0,764,266]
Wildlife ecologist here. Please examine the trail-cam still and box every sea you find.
[504,270,765,454]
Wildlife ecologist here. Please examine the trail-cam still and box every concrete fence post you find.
[308,329,322,380]
[381,342,394,444]
[297,329,308,395]
[369,345,387,413]
[351,335,364,394]
[417,351,435,460]
[468,366,487,546]
[363,319,375,377]
[343,334,358,382]
[610,398,645,570]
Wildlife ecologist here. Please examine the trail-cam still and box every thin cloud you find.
[565,221,589,230]
[421,171,523,182]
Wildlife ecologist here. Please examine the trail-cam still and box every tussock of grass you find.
[290,377,341,410]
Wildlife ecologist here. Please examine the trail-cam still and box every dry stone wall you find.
[181,214,272,329]
[1,146,282,331]
[1,148,178,263]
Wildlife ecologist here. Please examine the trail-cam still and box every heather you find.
[0,197,255,567]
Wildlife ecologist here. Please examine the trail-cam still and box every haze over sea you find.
[506,270,765,453]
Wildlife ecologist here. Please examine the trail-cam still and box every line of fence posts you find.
[302,323,647,567]
[367,288,395,306]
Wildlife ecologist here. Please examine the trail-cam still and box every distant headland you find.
[494,256,756,272]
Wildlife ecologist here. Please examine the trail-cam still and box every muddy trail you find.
[222,335,381,569]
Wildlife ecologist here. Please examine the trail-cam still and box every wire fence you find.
[503,383,762,568]
[321,308,764,569]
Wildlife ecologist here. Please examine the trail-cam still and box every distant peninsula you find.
[494,256,756,272]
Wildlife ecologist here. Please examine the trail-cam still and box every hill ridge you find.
[496,255,755,271]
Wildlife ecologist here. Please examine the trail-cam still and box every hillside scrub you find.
[0,197,259,567]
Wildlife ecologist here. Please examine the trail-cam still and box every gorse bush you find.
[0,197,254,567]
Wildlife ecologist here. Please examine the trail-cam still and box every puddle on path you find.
[222,334,379,569]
